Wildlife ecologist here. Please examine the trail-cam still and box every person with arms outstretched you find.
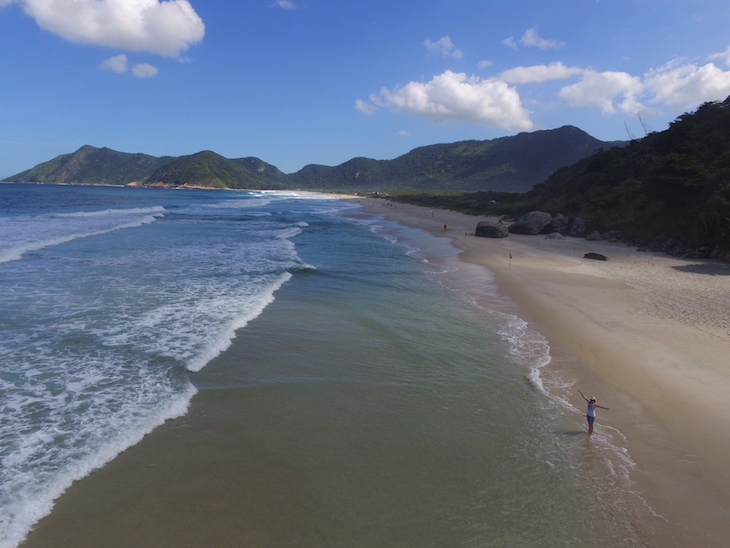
[579,390,609,435]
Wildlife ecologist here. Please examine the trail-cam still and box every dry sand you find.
[352,197,730,546]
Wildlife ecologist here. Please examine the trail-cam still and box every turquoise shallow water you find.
[183,210,654,546]
[1,185,658,546]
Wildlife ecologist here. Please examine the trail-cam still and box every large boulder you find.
[568,217,589,238]
[475,220,509,238]
[547,214,570,234]
[508,211,552,235]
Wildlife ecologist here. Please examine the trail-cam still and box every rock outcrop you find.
[567,218,589,238]
[547,214,570,234]
[475,221,509,238]
[508,211,552,235]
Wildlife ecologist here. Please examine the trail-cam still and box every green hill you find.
[395,96,730,251]
[7,145,172,186]
[3,126,624,192]
[230,157,289,189]
[289,126,624,191]
[524,97,730,246]
[141,150,284,189]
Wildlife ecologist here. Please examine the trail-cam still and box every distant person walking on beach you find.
[579,390,609,435]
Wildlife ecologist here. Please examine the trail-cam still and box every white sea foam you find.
[0,207,166,264]
[185,272,292,372]
[274,227,303,240]
[0,187,344,547]
[262,191,339,200]
[0,215,162,264]
[497,314,552,393]
[51,206,166,218]
[0,386,194,548]
[205,198,272,209]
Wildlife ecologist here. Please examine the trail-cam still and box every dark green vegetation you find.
[142,151,288,189]
[4,126,621,192]
[288,126,622,191]
[7,145,173,187]
[387,97,730,249]
[5,147,289,190]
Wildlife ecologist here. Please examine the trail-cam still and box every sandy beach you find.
[351,197,730,544]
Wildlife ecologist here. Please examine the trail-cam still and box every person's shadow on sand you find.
[553,429,586,437]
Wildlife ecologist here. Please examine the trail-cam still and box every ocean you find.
[0,183,656,547]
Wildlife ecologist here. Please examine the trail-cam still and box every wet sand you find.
[354,198,730,546]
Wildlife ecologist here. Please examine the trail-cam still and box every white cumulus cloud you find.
[424,36,463,59]
[555,57,730,115]
[503,26,564,50]
[559,70,643,114]
[355,98,377,115]
[364,70,533,131]
[501,37,518,50]
[520,26,564,49]
[3,0,204,57]
[499,62,582,84]
[132,62,159,78]
[644,60,730,110]
[99,54,159,77]
[357,45,730,131]
[272,0,297,9]
[99,54,129,73]
[708,46,730,67]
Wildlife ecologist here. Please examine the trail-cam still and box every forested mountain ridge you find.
[288,126,624,191]
[6,145,173,187]
[137,151,288,189]
[3,126,624,192]
[395,96,730,251]
[527,96,730,247]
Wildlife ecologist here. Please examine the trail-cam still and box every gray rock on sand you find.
[508,211,552,235]
[475,221,509,238]
[568,217,589,238]
[584,252,608,261]
[548,214,570,234]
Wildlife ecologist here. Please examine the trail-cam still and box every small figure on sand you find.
[579,390,609,435]
[444,224,447,231]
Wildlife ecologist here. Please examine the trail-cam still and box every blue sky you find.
[2,0,730,178]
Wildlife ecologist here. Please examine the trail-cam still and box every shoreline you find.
[351,197,730,546]
[15,192,730,547]
[20,193,642,548]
